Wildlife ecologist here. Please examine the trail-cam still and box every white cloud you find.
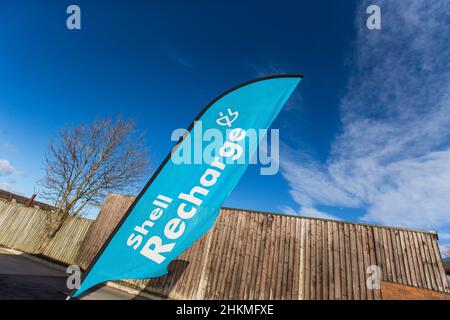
[362,150,450,229]
[280,0,450,243]
[282,205,342,221]
[0,159,14,176]
[280,205,298,216]
[0,181,16,192]
[0,159,18,192]
[300,207,342,221]
[439,244,450,258]
[281,147,363,209]
[440,233,450,242]
[253,65,305,112]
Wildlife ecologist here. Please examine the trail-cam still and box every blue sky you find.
[1,1,449,253]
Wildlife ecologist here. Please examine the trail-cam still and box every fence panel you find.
[0,197,448,299]
[0,202,93,267]
[0,203,49,253]
[42,216,93,265]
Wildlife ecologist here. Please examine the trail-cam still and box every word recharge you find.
[127,126,246,263]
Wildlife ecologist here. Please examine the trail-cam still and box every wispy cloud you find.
[281,205,342,221]
[254,65,287,78]
[1,141,17,153]
[166,50,193,68]
[280,0,450,246]
[0,158,17,192]
[0,181,16,192]
[0,159,15,176]
[0,156,22,193]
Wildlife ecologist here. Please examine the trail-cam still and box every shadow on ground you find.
[0,274,68,300]
[0,248,192,300]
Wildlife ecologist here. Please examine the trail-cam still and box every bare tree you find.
[446,245,450,258]
[40,117,151,216]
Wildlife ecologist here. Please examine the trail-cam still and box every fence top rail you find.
[104,193,439,237]
[221,206,439,237]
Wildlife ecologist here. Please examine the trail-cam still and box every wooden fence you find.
[77,194,449,299]
[0,200,92,265]
[0,196,448,299]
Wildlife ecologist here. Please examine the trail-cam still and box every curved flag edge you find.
[67,74,304,299]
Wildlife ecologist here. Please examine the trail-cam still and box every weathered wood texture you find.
[381,281,450,300]
[0,201,92,265]
[0,196,448,299]
[0,190,55,211]
[77,194,449,299]
[76,194,136,270]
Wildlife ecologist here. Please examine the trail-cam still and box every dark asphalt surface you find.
[0,247,141,300]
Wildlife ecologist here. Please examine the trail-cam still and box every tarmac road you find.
[0,247,142,300]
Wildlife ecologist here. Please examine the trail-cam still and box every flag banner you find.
[70,75,303,298]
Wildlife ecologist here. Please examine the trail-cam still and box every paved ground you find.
[0,247,141,300]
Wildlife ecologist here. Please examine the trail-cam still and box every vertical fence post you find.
[26,194,36,207]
